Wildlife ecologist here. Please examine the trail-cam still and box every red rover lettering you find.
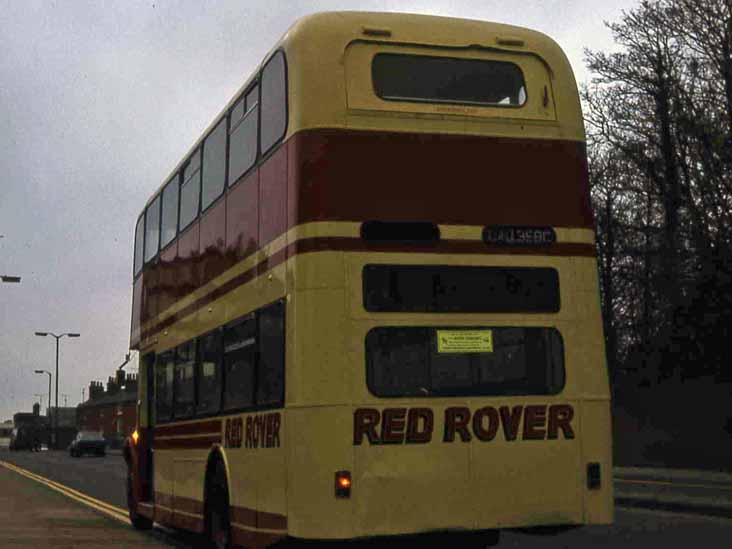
[353,408,434,445]
[227,413,281,449]
[245,412,281,449]
[353,405,574,445]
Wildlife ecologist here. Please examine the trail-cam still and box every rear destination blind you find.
[363,265,560,313]
[372,53,526,107]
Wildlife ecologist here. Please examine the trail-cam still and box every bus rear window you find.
[363,265,559,313]
[366,327,564,397]
[372,53,526,107]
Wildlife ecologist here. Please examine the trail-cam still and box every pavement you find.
[0,462,170,548]
[614,466,732,518]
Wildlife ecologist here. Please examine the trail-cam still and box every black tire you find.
[127,473,153,530]
[206,460,231,549]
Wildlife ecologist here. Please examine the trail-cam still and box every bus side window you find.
[228,87,258,186]
[155,351,174,423]
[197,330,223,415]
[179,148,202,230]
[143,194,161,263]
[260,51,287,156]
[201,118,227,211]
[223,317,256,410]
[133,214,144,276]
[256,300,285,407]
[174,340,196,419]
[160,174,179,249]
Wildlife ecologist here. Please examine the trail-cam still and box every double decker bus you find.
[124,11,613,548]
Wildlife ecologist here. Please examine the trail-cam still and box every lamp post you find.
[34,369,52,416]
[35,332,80,448]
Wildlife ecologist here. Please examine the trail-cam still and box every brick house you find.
[77,370,137,448]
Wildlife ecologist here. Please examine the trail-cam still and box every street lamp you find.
[35,332,80,448]
[34,369,52,416]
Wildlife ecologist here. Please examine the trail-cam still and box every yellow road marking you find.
[0,460,130,523]
[616,478,732,491]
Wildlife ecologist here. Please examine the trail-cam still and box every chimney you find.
[89,381,104,400]
[107,375,119,395]
[124,372,138,393]
[116,369,125,388]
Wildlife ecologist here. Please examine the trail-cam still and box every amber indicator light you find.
[335,470,351,498]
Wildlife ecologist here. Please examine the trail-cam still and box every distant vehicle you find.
[69,431,106,457]
[9,426,41,451]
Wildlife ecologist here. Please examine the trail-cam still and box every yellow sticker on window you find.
[437,330,493,353]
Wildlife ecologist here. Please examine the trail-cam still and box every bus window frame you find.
[365,325,566,399]
[259,49,289,161]
[133,212,145,278]
[159,173,180,253]
[227,82,260,188]
[153,299,286,424]
[371,52,528,110]
[154,350,175,424]
[196,327,224,416]
[179,148,203,233]
[143,194,162,266]
[200,117,229,215]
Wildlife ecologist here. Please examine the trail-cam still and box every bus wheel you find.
[207,460,231,549]
[127,473,153,530]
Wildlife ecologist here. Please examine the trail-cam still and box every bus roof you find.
[142,11,581,211]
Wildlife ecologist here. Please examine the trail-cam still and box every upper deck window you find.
[260,51,287,155]
[143,195,161,263]
[201,118,227,211]
[160,175,179,249]
[228,87,258,185]
[133,215,144,276]
[372,53,526,107]
[180,149,201,230]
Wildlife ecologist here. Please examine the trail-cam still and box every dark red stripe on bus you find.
[132,128,595,348]
[171,513,203,533]
[289,129,594,228]
[155,491,173,509]
[154,492,287,538]
[173,495,204,515]
[154,419,222,438]
[153,493,204,533]
[139,236,595,341]
[154,434,222,450]
[289,237,596,258]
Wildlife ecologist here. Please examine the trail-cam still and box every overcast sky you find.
[0,0,639,421]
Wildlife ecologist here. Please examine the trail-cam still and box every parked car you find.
[69,431,107,457]
[9,426,41,451]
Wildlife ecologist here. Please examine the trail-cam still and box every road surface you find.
[2,448,731,547]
